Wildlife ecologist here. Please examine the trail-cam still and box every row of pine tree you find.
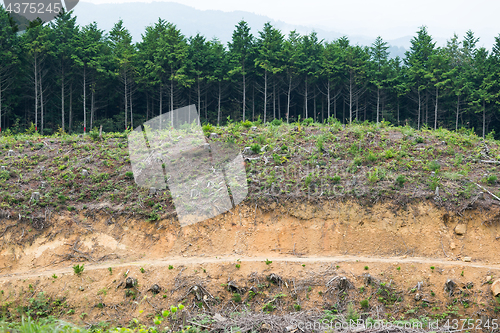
[1,8,500,136]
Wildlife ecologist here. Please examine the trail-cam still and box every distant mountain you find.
[73,1,409,58]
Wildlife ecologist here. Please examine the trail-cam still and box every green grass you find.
[0,316,205,333]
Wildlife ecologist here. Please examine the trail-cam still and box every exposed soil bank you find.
[0,200,499,328]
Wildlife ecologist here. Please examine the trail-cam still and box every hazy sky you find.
[83,0,500,47]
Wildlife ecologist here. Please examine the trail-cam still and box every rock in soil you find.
[455,223,467,235]
[492,279,500,297]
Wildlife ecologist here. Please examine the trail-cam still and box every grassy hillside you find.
[0,119,499,224]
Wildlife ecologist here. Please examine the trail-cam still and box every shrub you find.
[202,124,214,135]
[125,171,134,179]
[232,293,242,302]
[256,134,267,145]
[302,118,314,126]
[346,303,360,322]
[360,299,369,308]
[428,176,440,191]
[384,149,396,159]
[316,136,325,152]
[428,160,441,172]
[486,174,497,185]
[270,118,283,126]
[73,264,84,276]
[396,175,406,187]
[89,128,101,141]
[242,120,253,128]
[0,170,10,180]
[366,151,378,163]
[250,143,261,154]
[415,136,424,143]
[367,170,379,183]
[262,302,276,312]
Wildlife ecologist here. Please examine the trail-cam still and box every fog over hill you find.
[72,1,418,58]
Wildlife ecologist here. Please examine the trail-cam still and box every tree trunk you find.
[69,82,73,133]
[197,76,202,122]
[83,66,86,133]
[349,74,353,124]
[434,85,438,130]
[273,80,276,120]
[327,81,331,119]
[34,54,38,132]
[483,100,486,139]
[355,95,358,121]
[91,83,95,130]
[313,87,317,122]
[61,67,65,132]
[287,76,291,123]
[146,93,149,121]
[425,93,429,126]
[321,95,324,123]
[159,84,162,115]
[304,75,308,119]
[342,96,345,124]
[334,93,337,119]
[252,85,255,122]
[170,75,174,124]
[278,85,281,120]
[217,81,221,126]
[130,85,133,129]
[263,69,267,123]
[124,74,128,130]
[376,87,380,124]
[40,68,44,134]
[455,95,460,131]
[242,64,246,121]
[417,90,421,130]
[397,98,400,125]
[0,79,2,132]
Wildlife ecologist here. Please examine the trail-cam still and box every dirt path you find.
[2,254,498,281]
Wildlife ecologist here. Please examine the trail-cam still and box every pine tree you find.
[369,36,389,123]
[50,10,79,132]
[228,20,255,121]
[255,22,284,123]
[0,6,19,132]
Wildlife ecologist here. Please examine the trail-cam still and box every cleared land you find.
[0,121,500,332]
